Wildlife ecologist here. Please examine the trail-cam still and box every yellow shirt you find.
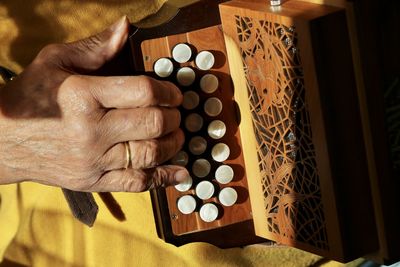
[1,183,328,267]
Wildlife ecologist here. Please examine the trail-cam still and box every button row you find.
[176,187,238,222]
[173,163,234,190]
[154,44,215,81]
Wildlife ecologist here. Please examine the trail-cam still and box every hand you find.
[0,16,189,192]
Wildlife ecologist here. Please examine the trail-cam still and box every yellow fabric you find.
[0,1,363,266]
[2,183,323,267]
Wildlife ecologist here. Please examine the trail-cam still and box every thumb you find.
[65,16,129,72]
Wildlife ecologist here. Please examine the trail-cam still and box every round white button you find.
[175,175,193,192]
[182,91,200,110]
[204,97,223,117]
[177,195,197,214]
[200,74,219,94]
[199,203,218,222]
[208,120,226,139]
[215,165,234,184]
[172,43,192,63]
[192,159,211,178]
[189,136,207,155]
[211,143,230,162]
[195,51,215,71]
[154,58,174,78]
[177,67,195,86]
[195,180,215,200]
[170,150,189,166]
[185,113,203,132]
[219,187,238,207]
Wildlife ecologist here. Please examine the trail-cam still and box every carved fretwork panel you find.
[235,15,329,250]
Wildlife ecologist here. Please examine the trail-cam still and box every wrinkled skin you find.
[0,16,189,192]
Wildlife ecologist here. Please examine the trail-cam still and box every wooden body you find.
[126,0,399,263]
[220,0,377,261]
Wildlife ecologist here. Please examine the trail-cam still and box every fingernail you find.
[111,15,128,32]
[175,169,190,183]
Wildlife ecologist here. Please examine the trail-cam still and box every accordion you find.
[121,0,400,263]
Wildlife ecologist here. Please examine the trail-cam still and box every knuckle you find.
[143,140,160,167]
[138,76,157,105]
[62,74,82,90]
[147,108,165,137]
[59,75,97,113]
[60,75,84,98]
[153,168,169,188]
[136,178,149,192]
[121,177,134,192]
[36,43,65,60]
[77,35,107,64]
[122,172,148,192]
[81,35,102,52]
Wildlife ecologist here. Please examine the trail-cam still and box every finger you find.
[83,75,182,108]
[90,165,190,192]
[99,107,181,143]
[102,129,184,170]
[65,16,130,71]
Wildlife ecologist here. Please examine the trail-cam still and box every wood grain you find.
[220,0,377,261]
[141,25,253,236]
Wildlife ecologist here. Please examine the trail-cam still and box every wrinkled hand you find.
[0,16,189,192]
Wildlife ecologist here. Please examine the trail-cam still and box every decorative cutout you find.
[235,16,329,250]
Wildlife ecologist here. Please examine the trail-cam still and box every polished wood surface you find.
[141,25,252,236]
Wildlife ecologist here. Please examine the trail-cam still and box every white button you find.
[199,203,218,222]
[185,113,203,132]
[211,143,230,162]
[189,136,207,155]
[200,74,219,94]
[195,51,215,71]
[204,97,223,117]
[154,58,174,78]
[175,175,193,192]
[195,180,215,200]
[192,158,211,178]
[182,91,200,110]
[208,120,226,139]
[172,43,192,63]
[170,150,189,166]
[218,187,238,207]
[177,67,195,86]
[177,195,197,214]
[215,165,234,184]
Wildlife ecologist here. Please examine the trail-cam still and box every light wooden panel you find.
[220,0,378,261]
